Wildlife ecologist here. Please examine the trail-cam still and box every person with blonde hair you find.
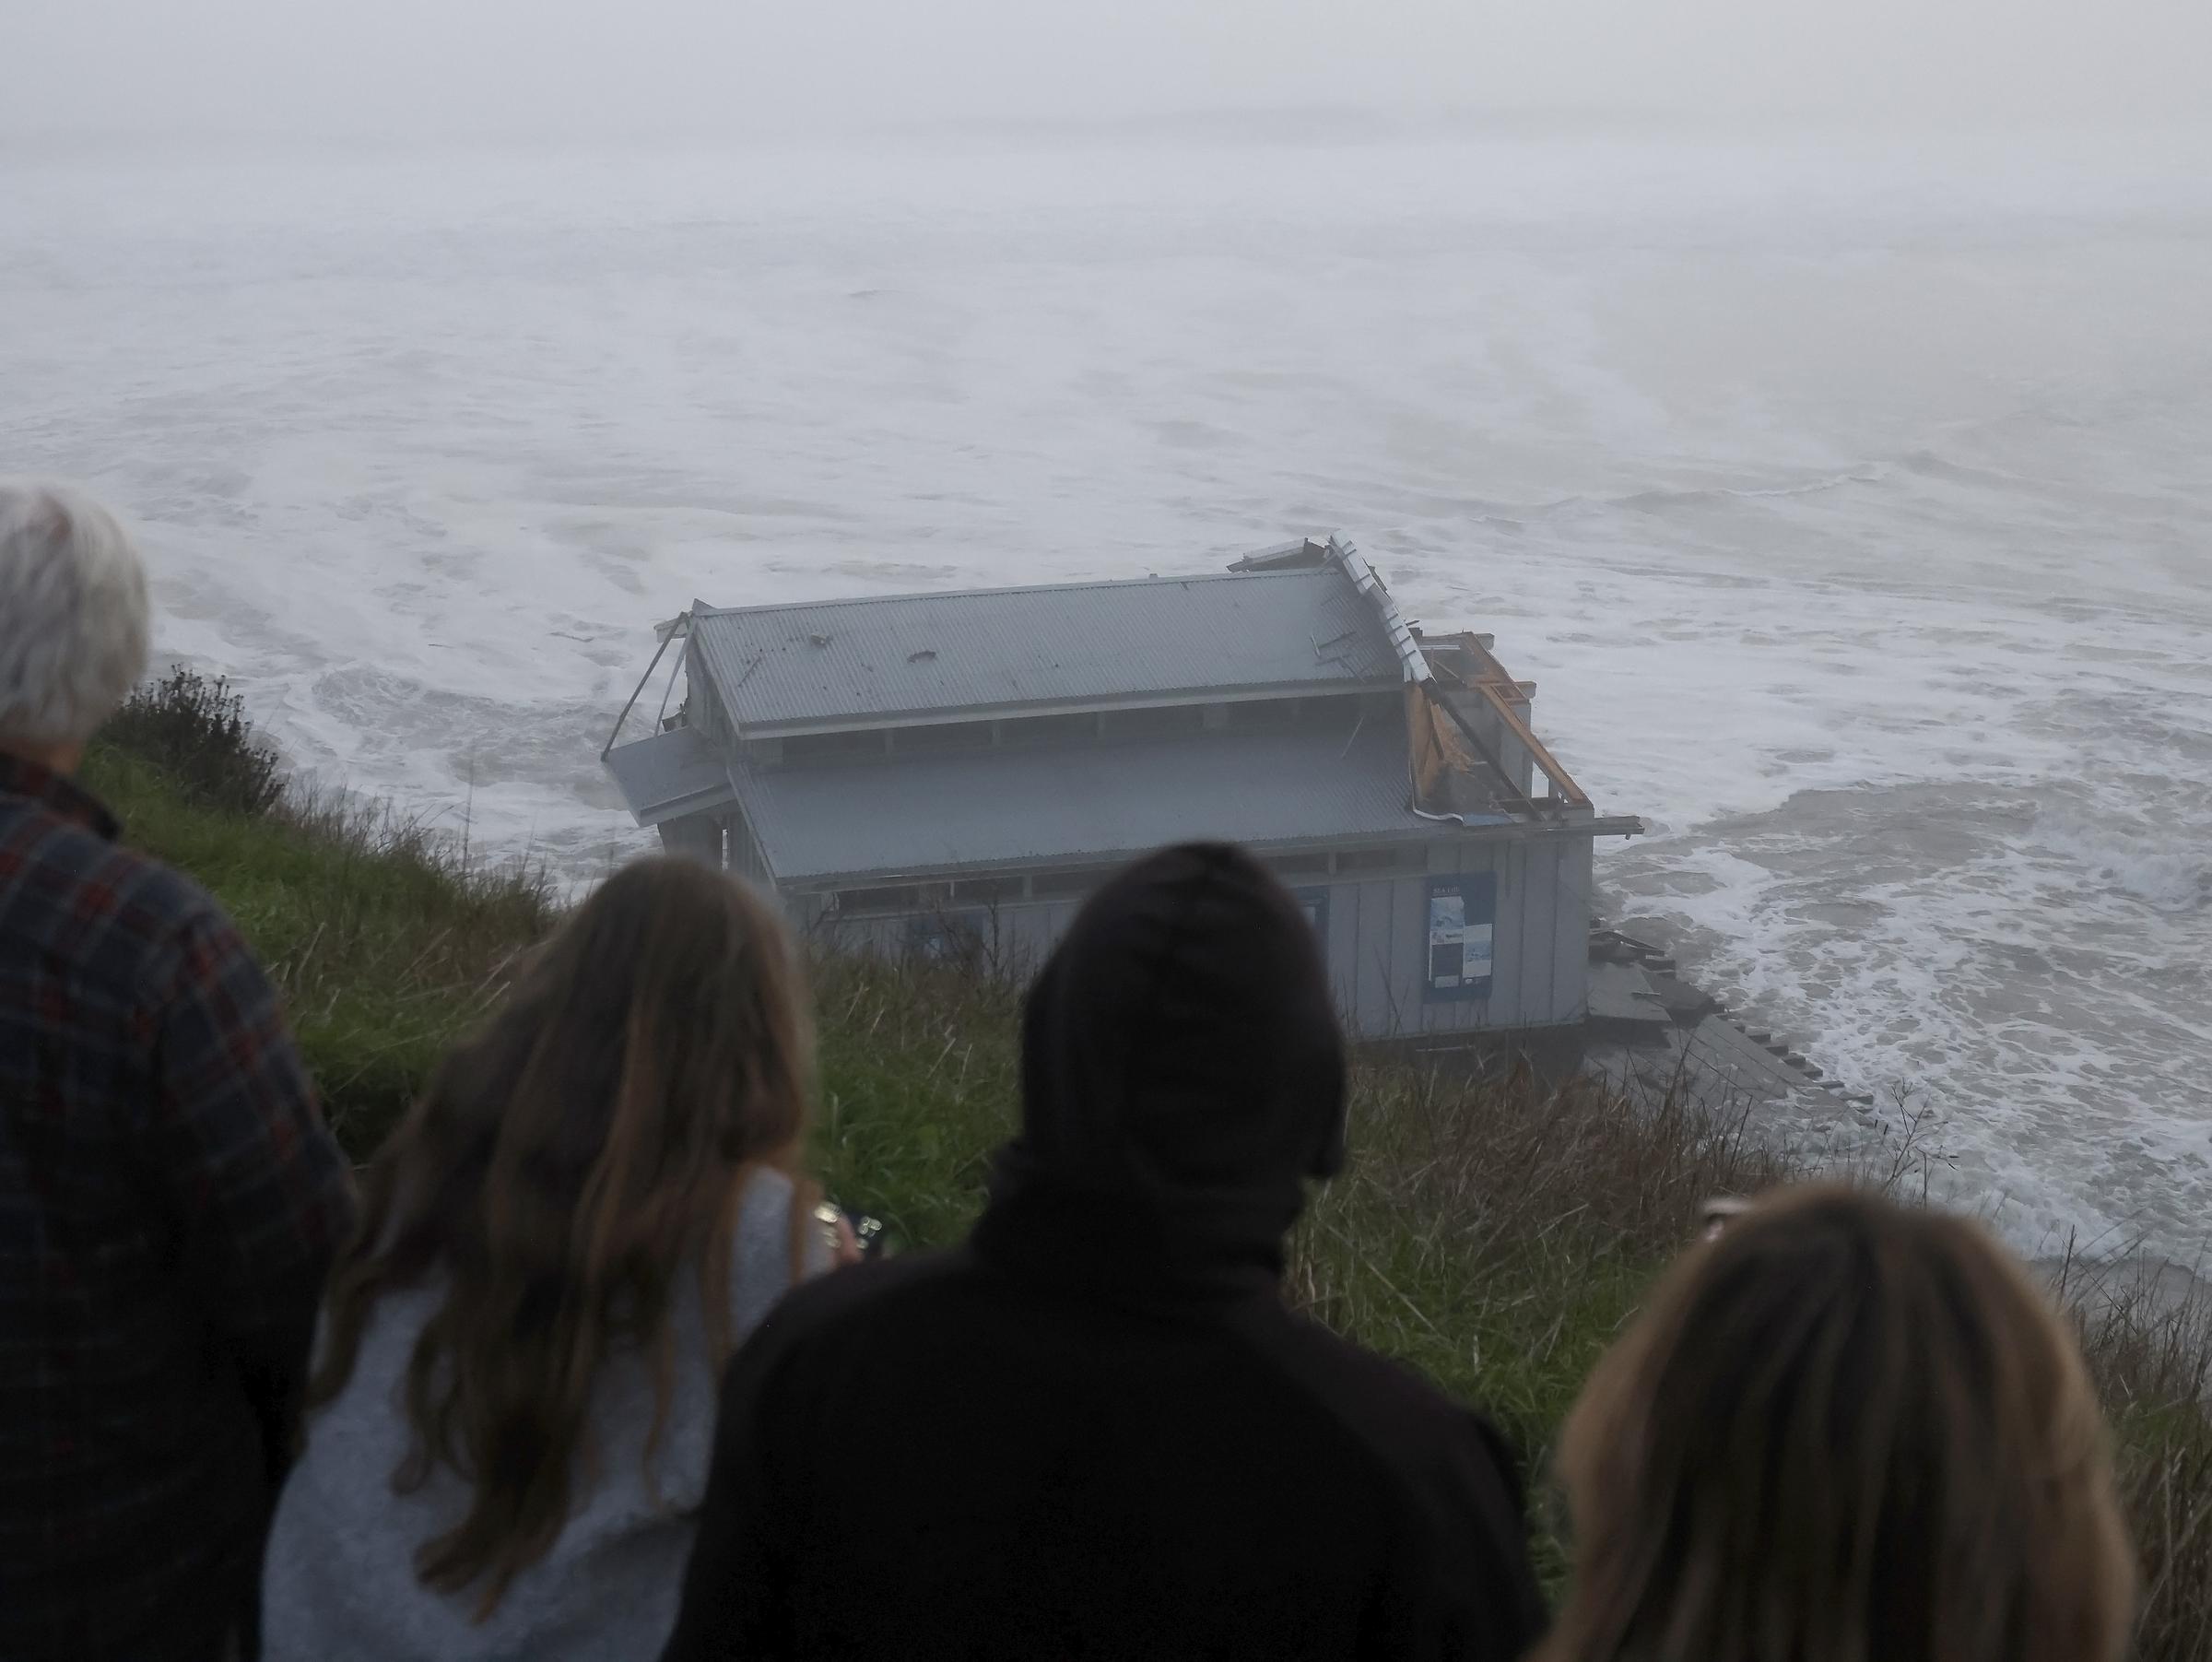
[0,480,355,1662]
[1543,1185,2136,1662]
[262,855,846,1660]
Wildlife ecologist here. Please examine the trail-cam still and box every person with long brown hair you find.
[1542,1185,2136,1662]
[260,855,841,1660]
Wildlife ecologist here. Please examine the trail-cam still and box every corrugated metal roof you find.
[688,566,1400,734]
[735,721,1510,885]
[603,725,736,827]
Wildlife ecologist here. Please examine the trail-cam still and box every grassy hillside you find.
[80,740,551,1156]
[79,671,2212,1655]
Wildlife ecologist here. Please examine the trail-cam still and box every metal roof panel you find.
[735,720,1509,885]
[602,725,736,827]
[688,566,1400,732]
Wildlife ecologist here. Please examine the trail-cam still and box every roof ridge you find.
[689,564,1334,619]
[733,718,1407,771]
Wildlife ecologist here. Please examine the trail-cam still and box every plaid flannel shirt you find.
[0,752,356,1662]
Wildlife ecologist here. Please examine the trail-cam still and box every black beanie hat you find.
[1016,843,1349,1195]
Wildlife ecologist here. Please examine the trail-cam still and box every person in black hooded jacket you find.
[661,843,1548,1662]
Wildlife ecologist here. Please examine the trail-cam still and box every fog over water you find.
[13,0,2210,140]
[6,1,2212,1261]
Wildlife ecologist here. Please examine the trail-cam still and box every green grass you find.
[78,690,2212,1658]
[805,950,1023,1250]
[78,719,1747,1510]
[79,743,555,1154]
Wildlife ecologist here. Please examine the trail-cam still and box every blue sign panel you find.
[1423,873,1497,1002]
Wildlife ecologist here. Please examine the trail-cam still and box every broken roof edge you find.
[1326,536,1432,688]
[601,724,738,828]
[630,783,738,830]
[1226,536,1332,572]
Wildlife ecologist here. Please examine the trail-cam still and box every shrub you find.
[2061,1254,2212,1660]
[83,725,558,1155]
[103,666,284,817]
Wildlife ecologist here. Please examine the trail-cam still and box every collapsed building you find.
[604,536,1640,1042]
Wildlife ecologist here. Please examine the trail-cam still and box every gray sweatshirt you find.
[262,1166,825,1661]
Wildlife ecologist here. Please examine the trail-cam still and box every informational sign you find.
[1424,873,1497,1001]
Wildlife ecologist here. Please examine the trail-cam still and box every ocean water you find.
[4,129,2209,1256]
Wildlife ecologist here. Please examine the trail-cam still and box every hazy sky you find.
[7,0,2208,141]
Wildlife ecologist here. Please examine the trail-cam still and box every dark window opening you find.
[999,713,1098,747]
[1337,846,1414,874]
[784,728,886,764]
[1100,704,1206,741]
[1225,698,1301,731]
[836,884,924,914]
[891,720,995,753]
[1299,694,1367,732]
[908,910,991,965]
[1030,866,1123,899]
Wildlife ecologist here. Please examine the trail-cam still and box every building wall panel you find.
[727,807,771,885]
[1388,873,1435,1037]
[658,812,722,866]
[1317,883,1358,1015]
[1342,878,1394,1037]
[1549,836,1594,1025]
[683,640,728,748]
[787,831,1594,1042]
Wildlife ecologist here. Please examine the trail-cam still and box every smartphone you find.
[811,1201,888,1260]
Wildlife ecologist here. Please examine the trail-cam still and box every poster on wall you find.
[1424,874,1497,1001]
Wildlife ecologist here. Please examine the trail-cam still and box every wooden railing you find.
[1417,631,1592,814]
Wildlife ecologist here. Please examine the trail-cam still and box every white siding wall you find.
[794,833,1594,1043]
[813,898,1069,979]
[1549,834,1595,1024]
[682,640,727,748]
[1321,836,1590,1039]
[726,805,771,886]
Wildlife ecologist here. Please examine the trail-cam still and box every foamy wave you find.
[1606,773,2212,1260]
[2030,809,2212,915]
[6,136,2210,1262]
[1492,466,1893,520]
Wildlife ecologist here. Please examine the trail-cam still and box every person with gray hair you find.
[0,482,152,768]
[0,481,356,1662]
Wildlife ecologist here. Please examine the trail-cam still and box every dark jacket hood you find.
[974,843,1348,1299]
